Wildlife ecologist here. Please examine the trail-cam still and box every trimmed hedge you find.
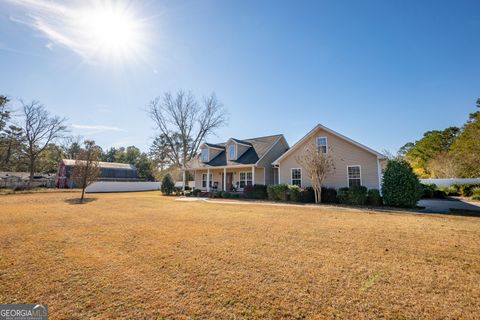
[244,184,268,199]
[381,160,422,208]
[367,189,382,206]
[300,187,315,203]
[287,185,301,202]
[321,187,338,204]
[267,184,289,201]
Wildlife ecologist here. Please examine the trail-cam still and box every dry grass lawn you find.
[0,192,479,319]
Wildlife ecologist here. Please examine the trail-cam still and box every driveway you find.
[418,198,480,214]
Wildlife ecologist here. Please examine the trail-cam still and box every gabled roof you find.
[227,138,253,147]
[62,159,137,170]
[272,124,386,165]
[187,134,285,168]
[203,142,225,149]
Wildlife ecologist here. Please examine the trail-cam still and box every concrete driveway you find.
[418,198,480,214]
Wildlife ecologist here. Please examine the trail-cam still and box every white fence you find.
[86,181,161,193]
[420,178,480,187]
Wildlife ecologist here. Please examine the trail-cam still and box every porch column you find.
[182,170,186,191]
[251,166,255,186]
[223,168,227,191]
[207,168,210,192]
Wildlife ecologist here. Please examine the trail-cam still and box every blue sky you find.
[0,0,479,154]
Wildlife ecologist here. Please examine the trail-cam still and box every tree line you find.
[0,90,227,184]
[398,98,480,178]
[0,95,157,181]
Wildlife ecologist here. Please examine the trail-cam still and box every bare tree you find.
[295,142,335,204]
[19,101,67,182]
[72,140,101,203]
[148,91,227,170]
[427,152,458,178]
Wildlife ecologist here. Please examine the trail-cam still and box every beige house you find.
[184,124,386,192]
[184,135,289,191]
[272,124,387,190]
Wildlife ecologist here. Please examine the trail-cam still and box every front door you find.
[226,173,233,191]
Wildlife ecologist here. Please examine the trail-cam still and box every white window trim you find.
[291,168,302,187]
[316,136,328,153]
[347,165,362,187]
[238,171,253,189]
[228,144,237,160]
[201,148,209,162]
[202,173,212,188]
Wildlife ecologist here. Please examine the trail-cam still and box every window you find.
[317,137,328,153]
[239,172,253,188]
[347,166,361,187]
[291,168,302,186]
[201,148,209,162]
[202,173,212,188]
[228,144,236,160]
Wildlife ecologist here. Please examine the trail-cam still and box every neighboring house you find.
[56,159,139,188]
[184,135,289,192]
[272,124,387,190]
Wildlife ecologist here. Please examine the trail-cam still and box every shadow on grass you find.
[64,198,98,205]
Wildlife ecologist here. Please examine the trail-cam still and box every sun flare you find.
[75,2,147,61]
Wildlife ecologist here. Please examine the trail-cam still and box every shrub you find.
[433,189,447,199]
[347,186,368,205]
[472,188,480,201]
[287,185,301,202]
[321,187,338,204]
[222,192,232,199]
[421,184,436,199]
[453,184,480,197]
[438,185,460,196]
[337,187,350,204]
[300,187,315,203]
[367,189,382,206]
[161,174,175,195]
[174,187,183,196]
[244,184,268,199]
[230,193,240,199]
[381,160,422,208]
[192,189,201,197]
[267,184,289,201]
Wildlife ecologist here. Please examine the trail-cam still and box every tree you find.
[295,142,335,203]
[382,159,422,208]
[161,173,175,195]
[135,153,156,181]
[38,143,64,173]
[148,90,227,172]
[72,140,101,203]
[62,135,83,160]
[0,125,24,171]
[449,101,480,178]
[19,101,67,182]
[0,95,10,132]
[400,127,460,177]
[427,151,457,178]
[149,133,181,172]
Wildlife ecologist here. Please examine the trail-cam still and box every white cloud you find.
[71,124,127,132]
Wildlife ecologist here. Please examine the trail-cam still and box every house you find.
[56,159,139,188]
[185,124,386,192]
[272,124,387,190]
[184,135,289,191]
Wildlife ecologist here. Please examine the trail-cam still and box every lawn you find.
[0,192,479,319]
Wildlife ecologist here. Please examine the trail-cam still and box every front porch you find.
[184,166,264,192]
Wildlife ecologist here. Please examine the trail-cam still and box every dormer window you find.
[228,145,236,160]
[201,148,209,162]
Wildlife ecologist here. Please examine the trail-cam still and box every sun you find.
[76,2,147,62]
